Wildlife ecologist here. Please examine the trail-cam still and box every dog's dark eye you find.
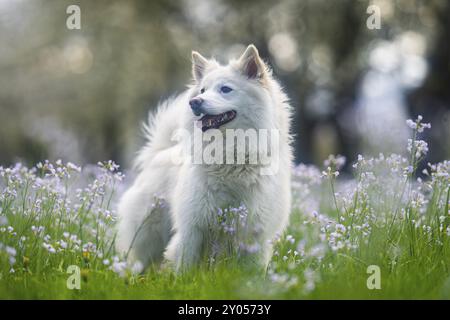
[220,86,233,94]
[200,88,205,94]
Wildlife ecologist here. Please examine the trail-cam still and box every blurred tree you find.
[0,0,448,168]
[408,0,450,163]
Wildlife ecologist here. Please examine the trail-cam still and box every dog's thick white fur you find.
[116,45,293,271]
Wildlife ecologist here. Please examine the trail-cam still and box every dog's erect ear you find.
[237,44,266,79]
[192,51,209,82]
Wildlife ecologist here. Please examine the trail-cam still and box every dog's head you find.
[189,45,273,132]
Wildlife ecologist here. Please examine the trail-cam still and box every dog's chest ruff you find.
[205,163,261,186]
[199,164,262,209]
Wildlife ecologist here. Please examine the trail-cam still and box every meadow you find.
[0,116,449,299]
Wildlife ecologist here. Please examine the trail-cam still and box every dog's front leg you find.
[164,166,209,272]
[164,224,204,272]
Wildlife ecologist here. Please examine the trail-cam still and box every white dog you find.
[116,45,293,272]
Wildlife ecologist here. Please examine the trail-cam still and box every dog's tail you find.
[134,95,184,172]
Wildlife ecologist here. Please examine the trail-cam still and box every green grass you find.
[1,117,450,299]
[1,262,448,300]
[1,214,449,299]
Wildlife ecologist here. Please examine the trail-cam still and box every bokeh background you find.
[1,0,449,169]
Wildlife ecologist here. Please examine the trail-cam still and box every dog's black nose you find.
[189,97,204,115]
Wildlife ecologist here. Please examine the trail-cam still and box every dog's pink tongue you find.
[200,114,216,131]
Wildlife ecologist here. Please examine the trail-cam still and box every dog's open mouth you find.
[200,110,236,132]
